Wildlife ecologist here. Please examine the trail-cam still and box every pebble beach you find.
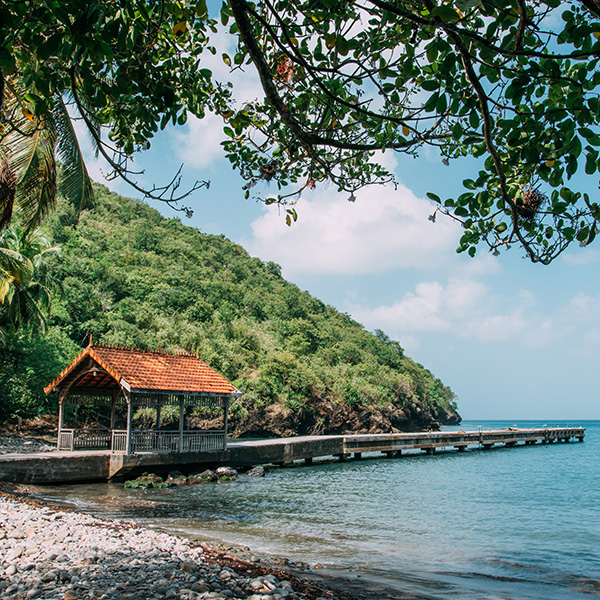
[0,491,350,600]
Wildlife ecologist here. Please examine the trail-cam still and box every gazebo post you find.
[156,404,161,431]
[57,399,64,450]
[223,397,229,450]
[110,391,117,432]
[126,398,133,455]
[178,396,184,452]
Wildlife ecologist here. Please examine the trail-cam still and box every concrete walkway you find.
[0,427,585,485]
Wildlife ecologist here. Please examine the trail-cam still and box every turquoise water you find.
[37,421,600,599]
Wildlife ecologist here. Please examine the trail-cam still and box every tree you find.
[0,0,217,226]
[2,0,600,263]
[0,80,94,233]
[0,226,60,344]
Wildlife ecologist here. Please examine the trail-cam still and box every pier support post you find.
[353,452,362,460]
[304,457,313,465]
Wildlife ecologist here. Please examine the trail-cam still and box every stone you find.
[215,467,238,480]
[8,546,23,559]
[188,470,217,483]
[244,466,265,477]
[124,473,174,489]
[63,591,76,600]
[180,561,196,572]
[26,589,41,599]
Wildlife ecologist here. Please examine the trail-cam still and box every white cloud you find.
[350,278,560,347]
[171,27,263,170]
[561,249,600,266]
[245,183,461,275]
[171,113,225,169]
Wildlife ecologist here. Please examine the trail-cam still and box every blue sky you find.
[78,31,600,422]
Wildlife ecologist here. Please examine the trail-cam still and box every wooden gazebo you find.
[44,344,241,455]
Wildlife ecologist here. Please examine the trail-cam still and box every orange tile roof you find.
[44,345,240,396]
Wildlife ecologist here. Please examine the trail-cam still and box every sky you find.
[77,29,600,423]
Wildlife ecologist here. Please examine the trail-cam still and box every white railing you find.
[58,430,74,451]
[58,429,111,450]
[59,429,226,453]
[111,430,127,453]
[109,430,226,453]
[181,431,225,452]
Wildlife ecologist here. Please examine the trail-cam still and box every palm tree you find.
[0,76,94,233]
[0,225,60,344]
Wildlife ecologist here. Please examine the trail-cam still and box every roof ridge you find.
[92,343,195,358]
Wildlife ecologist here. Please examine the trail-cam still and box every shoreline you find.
[0,483,430,600]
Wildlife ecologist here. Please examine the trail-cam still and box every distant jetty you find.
[0,426,584,485]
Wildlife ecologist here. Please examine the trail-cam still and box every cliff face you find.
[229,398,461,438]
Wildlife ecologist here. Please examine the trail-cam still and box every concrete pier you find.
[0,427,585,484]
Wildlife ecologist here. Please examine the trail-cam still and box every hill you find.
[0,185,460,434]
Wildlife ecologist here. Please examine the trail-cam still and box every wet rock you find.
[188,470,218,483]
[215,467,238,481]
[124,473,174,489]
[244,466,265,477]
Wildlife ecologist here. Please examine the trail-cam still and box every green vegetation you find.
[3,1,600,262]
[0,184,459,431]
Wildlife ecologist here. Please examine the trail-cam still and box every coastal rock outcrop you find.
[230,397,460,439]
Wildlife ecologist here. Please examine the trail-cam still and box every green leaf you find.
[195,0,208,17]
[336,36,350,56]
[431,6,461,22]
[421,80,439,92]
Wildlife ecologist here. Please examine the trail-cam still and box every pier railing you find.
[58,429,226,453]
[110,430,226,453]
[343,427,586,455]
[58,429,112,451]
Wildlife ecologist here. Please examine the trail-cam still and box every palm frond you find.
[0,247,33,287]
[53,96,94,214]
[0,156,16,230]
[0,270,15,304]
[1,82,58,232]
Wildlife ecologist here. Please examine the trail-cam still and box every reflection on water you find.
[36,421,600,600]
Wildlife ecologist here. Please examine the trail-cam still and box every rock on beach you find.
[0,495,332,600]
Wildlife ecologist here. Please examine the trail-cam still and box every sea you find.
[34,421,600,599]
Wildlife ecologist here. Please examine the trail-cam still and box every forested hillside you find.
[0,185,460,434]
